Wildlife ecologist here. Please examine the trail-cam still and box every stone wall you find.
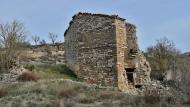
[135,53,151,85]
[125,23,151,86]
[64,19,80,72]
[65,13,118,86]
[115,19,128,91]
[125,23,138,68]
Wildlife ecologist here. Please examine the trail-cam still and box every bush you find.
[24,64,35,71]
[166,96,176,104]
[183,101,190,105]
[143,89,161,104]
[145,37,184,82]
[0,20,27,72]
[58,89,78,98]
[17,72,40,82]
[0,89,8,98]
[79,97,94,104]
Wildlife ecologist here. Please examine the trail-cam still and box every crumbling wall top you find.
[75,12,126,21]
[64,12,126,36]
[126,22,136,29]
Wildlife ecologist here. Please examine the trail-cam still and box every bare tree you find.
[39,40,46,45]
[48,32,58,44]
[32,35,40,45]
[0,20,27,72]
[145,37,190,100]
[145,37,180,80]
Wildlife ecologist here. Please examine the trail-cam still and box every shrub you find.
[0,20,27,72]
[58,89,78,98]
[143,89,161,104]
[17,72,40,82]
[166,96,176,104]
[79,97,94,104]
[0,89,8,98]
[183,100,190,105]
[24,64,35,71]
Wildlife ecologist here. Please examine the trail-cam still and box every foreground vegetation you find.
[0,63,188,107]
[0,79,188,107]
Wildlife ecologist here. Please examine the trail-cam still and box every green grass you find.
[23,64,78,81]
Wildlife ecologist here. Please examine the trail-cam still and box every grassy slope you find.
[1,79,186,107]
[0,64,189,107]
[23,64,78,80]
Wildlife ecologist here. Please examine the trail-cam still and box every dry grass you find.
[0,89,8,98]
[98,91,125,100]
[99,92,113,99]
[58,89,78,98]
[79,96,94,104]
[17,72,40,82]
[0,79,189,107]
[143,89,161,104]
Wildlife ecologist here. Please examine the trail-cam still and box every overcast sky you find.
[0,0,189,52]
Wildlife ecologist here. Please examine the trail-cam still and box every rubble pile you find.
[0,66,27,83]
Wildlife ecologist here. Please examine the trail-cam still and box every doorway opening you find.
[125,68,135,84]
[135,85,142,88]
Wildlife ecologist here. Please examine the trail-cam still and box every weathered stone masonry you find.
[64,13,151,91]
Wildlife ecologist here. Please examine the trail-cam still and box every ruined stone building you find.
[64,13,151,91]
